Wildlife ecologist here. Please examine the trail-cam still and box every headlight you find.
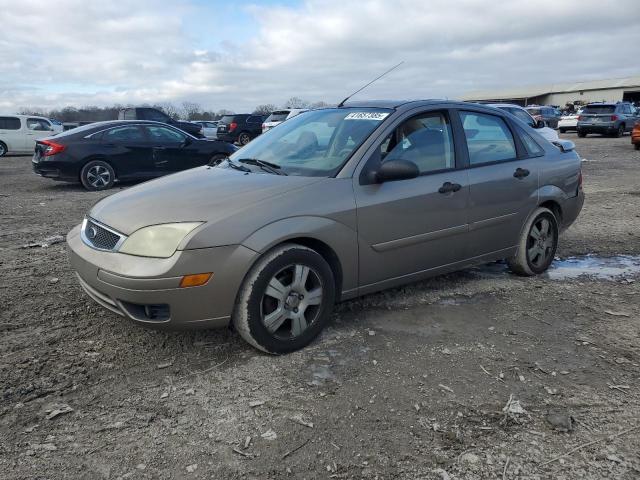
[119,222,203,258]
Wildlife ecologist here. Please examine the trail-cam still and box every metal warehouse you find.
[462,75,640,106]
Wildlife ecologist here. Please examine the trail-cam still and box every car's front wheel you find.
[208,153,227,166]
[507,207,559,276]
[559,128,566,134]
[0,141,7,157]
[80,160,115,191]
[233,244,336,354]
[577,130,587,138]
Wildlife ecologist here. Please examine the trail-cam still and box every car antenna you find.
[337,61,404,108]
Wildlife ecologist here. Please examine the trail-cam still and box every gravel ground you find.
[1,133,640,479]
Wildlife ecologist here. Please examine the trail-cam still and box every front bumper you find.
[67,224,258,329]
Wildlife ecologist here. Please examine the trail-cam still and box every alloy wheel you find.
[239,133,250,145]
[260,264,323,339]
[0,143,6,156]
[526,217,555,268]
[86,165,111,188]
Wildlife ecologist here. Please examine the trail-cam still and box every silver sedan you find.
[68,100,584,353]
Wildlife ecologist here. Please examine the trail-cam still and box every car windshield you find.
[226,108,392,177]
[583,105,615,114]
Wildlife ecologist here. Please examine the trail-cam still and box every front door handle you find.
[514,168,530,179]
[438,182,462,194]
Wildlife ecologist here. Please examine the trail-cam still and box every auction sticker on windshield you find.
[345,112,390,121]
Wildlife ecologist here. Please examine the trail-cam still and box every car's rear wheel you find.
[233,244,336,354]
[0,141,7,157]
[559,128,566,134]
[80,160,115,191]
[614,124,625,137]
[635,143,640,150]
[507,207,558,276]
[208,153,227,166]
[577,130,587,138]
[238,132,251,146]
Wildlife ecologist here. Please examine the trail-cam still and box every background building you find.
[462,75,640,107]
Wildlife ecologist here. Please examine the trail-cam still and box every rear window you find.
[265,111,290,123]
[526,108,541,116]
[0,116,21,130]
[219,115,236,124]
[583,105,615,114]
[120,109,137,120]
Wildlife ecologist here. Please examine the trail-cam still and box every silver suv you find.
[577,102,638,137]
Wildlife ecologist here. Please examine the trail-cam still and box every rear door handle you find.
[438,182,462,194]
[513,168,530,179]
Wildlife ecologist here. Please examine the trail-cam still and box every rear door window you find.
[459,111,517,165]
[0,116,22,130]
[516,127,545,156]
[103,126,146,142]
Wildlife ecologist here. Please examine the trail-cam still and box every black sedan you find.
[32,121,238,190]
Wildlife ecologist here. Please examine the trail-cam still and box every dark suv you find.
[118,107,203,138]
[577,102,639,138]
[216,114,267,145]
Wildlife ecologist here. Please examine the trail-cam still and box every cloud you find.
[0,0,638,112]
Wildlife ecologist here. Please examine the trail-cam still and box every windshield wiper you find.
[224,157,251,173]
[238,158,287,176]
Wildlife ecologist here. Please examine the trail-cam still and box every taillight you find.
[578,115,583,121]
[611,115,618,121]
[40,140,65,157]
[229,122,237,132]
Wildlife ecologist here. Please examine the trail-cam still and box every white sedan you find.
[191,121,218,139]
[558,110,583,133]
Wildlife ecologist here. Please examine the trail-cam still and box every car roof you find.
[484,103,525,109]
[0,114,50,119]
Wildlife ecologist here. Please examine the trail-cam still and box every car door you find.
[457,109,539,257]
[100,125,154,179]
[354,109,470,289]
[25,118,54,150]
[142,125,203,172]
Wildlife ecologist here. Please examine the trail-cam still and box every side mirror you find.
[535,119,546,129]
[375,159,419,183]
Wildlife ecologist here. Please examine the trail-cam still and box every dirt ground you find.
[1,133,640,479]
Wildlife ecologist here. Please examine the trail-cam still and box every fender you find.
[241,216,359,295]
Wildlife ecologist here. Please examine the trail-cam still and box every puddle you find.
[473,255,640,281]
[546,255,640,281]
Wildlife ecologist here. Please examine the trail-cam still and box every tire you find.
[80,160,115,191]
[233,243,336,354]
[208,153,227,166]
[0,141,7,157]
[507,207,559,277]
[238,132,251,146]
[614,124,625,138]
[559,128,566,134]
[635,143,640,150]
[577,130,587,138]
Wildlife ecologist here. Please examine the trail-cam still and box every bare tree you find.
[158,102,180,120]
[284,97,309,109]
[181,102,202,121]
[253,104,277,115]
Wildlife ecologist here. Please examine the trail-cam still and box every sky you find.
[0,0,638,113]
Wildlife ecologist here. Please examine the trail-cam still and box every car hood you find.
[89,167,323,235]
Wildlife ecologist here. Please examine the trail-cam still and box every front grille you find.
[82,219,123,251]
